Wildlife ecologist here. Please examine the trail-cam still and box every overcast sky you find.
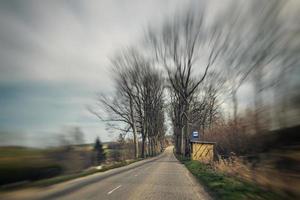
[1,0,298,147]
[0,0,190,147]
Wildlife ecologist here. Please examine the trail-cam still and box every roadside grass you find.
[176,155,285,200]
[0,159,142,191]
[30,159,142,187]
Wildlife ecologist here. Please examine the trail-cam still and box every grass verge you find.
[1,159,142,191]
[176,154,285,200]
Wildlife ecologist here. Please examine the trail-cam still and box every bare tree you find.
[214,0,299,133]
[92,47,166,158]
[70,127,85,145]
[90,48,141,159]
[129,57,165,157]
[147,4,226,156]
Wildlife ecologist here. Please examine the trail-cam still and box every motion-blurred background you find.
[0,0,299,199]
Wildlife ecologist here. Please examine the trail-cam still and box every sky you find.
[1,0,298,147]
[0,0,188,147]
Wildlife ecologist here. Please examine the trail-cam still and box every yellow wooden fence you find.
[191,141,215,163]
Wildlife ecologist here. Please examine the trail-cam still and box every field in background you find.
[0,142,136,188]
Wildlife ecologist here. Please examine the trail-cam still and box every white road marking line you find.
[107,185,122,195]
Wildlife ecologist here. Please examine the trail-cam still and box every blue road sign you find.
[192,131,199,139]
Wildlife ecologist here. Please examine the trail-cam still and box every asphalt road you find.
[3,146,211,200]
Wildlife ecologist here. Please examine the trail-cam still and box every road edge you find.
[173,150,213,200]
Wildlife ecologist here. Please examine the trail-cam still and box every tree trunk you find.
[232,89,238,129]
[183,103,190,157]
[253,67,263,134]
[129,98,139,159]
[141,135,146,158]
[148,137,151,156]
[132,124,139,159]
[184,123,190,157]
[181,127,185,155]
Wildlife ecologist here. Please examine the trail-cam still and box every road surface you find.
[2,146,211,200]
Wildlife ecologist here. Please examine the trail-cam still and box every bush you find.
[109,149,123,162]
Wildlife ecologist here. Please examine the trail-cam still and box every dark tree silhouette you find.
[94,137,106,165]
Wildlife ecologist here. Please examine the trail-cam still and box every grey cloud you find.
[0,0,186,146]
